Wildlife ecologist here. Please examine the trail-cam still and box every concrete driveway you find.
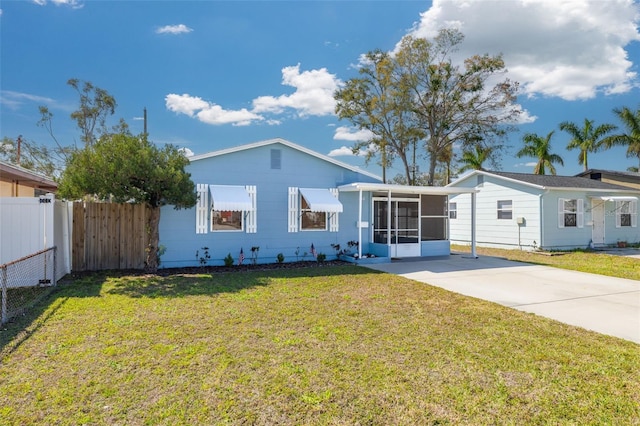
[365,254,640,344]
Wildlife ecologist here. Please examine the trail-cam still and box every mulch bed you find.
[64,260,350,280]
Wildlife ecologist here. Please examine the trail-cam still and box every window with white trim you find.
[195,184,257,234]
[449,202,457,219]
[616,200,637,228]
[212,210,243,232]
[301,196,327,230]
[497,200,512,220]
[288,187,341,232]
[558,198,583,228]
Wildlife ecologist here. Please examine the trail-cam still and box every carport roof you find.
[338,182,476,195]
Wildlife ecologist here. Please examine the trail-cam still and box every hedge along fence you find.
[72,202,149,271]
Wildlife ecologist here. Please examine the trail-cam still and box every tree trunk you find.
[145,206,161,273]
[428,152,438,186]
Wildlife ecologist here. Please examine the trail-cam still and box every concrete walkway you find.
[365,254,640,344]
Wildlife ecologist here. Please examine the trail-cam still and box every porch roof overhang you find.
[299,188,343,213]
[337,182,477,195]
[209,185,253,211]
[588,195,638,201]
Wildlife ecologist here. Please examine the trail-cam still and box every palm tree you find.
[458,145,493,173]
[516,131,564,175]
[607,106,640,169]
[559,118,617,171]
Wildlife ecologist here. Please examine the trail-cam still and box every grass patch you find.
[452,245,640,280]
[1,266,638,424]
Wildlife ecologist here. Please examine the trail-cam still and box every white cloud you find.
[0,90,56,110]
[333,126,374,142]
[179,147,194,157]
[165,64,340,126]
[514,162,538,168]
[252,64,341,117]
[165,93,263,126]
[156,24,193,35]
[328,146,356,157]
[33,0,83,8]
[409,0,640,101]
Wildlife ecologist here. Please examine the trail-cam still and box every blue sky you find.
[2,0,640,179]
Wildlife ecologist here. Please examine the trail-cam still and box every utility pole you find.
[143,107,148,136]
[16,135,22,166]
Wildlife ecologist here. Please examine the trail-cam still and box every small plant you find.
[276,253,285,263]
[223,253,234,267]
[295,247,301,261]
[196,246,211,267]
[316,253,326,262]
[347,240,359,254]
[251,246,260,265]
[331,243,341,255]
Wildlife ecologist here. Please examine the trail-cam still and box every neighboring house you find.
[0,160,57,197]
[447,170,639,251]
[159,138,476,267]
[575,169,640,190]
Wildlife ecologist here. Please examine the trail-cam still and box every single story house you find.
[0,160,57,197]
[575,169,640,190]
[446,170,639,251]
[159,138,476,267]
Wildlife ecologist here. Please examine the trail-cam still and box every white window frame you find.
[616,200,637,228]
[497,200,513,220]
[195,184,257,234]
[449,202,457,220]
[211,210,243,232]
[288,187,340,233]
[300,195,328,231]
[558,198,583,228]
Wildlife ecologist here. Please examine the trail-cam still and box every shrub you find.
[316,253,326,262]
[223,253,234,267]
[276,253,285,263]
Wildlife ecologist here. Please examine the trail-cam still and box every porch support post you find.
[358,189,363,259]
[387,190,392,257]
[470,191,477,258]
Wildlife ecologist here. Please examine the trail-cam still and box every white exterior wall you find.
[542,191,640,249]
[450,180,541,250]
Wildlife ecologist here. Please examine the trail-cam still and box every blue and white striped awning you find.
[299,188,343,213]
[209,185,253,211]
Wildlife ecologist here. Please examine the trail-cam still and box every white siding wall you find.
[542,191,640,249]
[449,179,541,250]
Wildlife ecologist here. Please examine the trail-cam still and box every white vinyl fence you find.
[0,194,71,278]
[1,194,72,323]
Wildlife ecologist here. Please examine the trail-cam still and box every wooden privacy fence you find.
[72,202,149,271]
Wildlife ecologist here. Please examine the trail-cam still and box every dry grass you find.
[1,265,638,425]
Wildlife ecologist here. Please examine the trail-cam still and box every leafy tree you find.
[397,30,520,185]
[607,106,640,169]
[516,131,564,175]
[335,50,423,184]
[58,133,197,272]
[38,78,117,149]
[559,118,617,171]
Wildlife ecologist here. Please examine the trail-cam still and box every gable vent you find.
[271,149,281,169]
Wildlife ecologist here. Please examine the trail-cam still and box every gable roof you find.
[0,160,58,192]
[448,170,637,192]
[188,138,382,181]
[575,169,640,180]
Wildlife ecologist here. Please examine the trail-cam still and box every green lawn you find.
[452,244,640,280]
[1,265,638,425]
